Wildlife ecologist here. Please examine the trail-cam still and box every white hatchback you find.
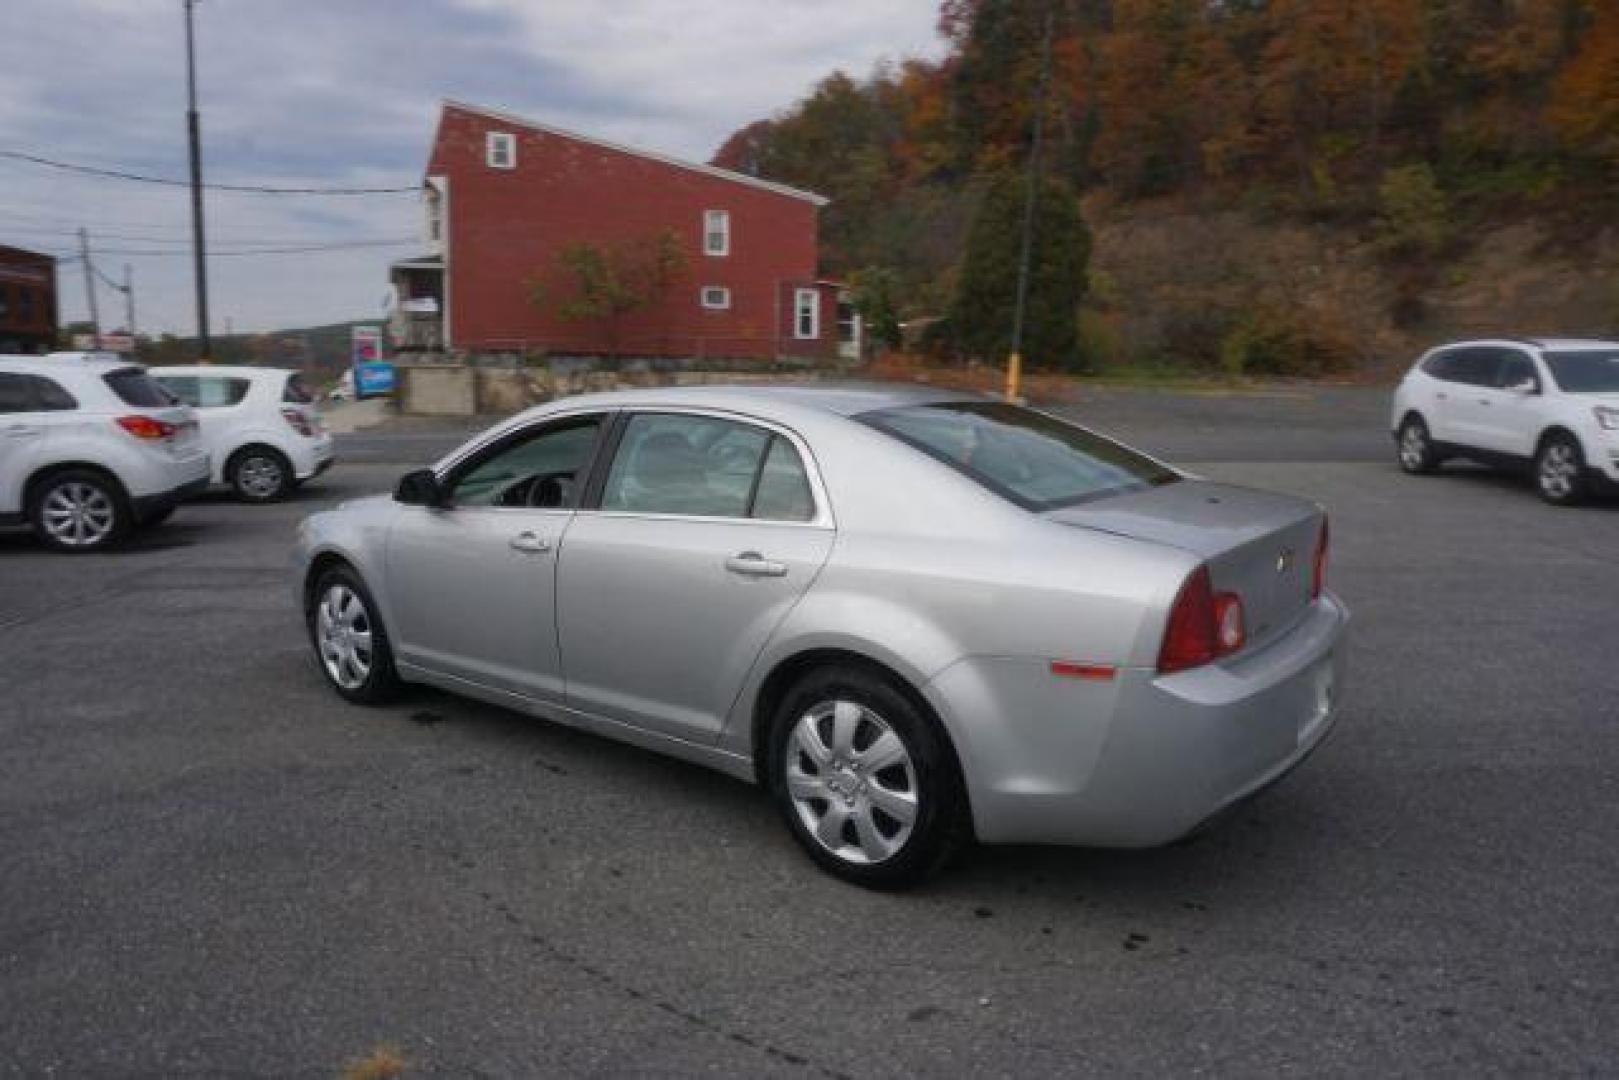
[0,353,210,551]
[1390,338,1619,505]
[150,366,335,502]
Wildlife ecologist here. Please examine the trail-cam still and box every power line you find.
[69,238,418,257]
[0,149,419,195]
[0,222,416,246]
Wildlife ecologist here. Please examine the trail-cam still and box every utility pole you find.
[1005,8,1055,404]
[124,264,136,337]
[184,0,211,360]
[78,227,101,348]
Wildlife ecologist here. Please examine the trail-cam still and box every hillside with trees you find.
[712,0,1619,376]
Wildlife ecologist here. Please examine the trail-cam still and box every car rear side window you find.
[33,376,77,411]
[601,413,772,519]
[103,367,179,407]
[862,402,1179,510]
[283,374,315,404]
[0,373,34,413]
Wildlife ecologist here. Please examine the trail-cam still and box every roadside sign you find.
[350,325,394,398]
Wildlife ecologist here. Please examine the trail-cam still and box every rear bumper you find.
[927,593,1349,848]
[131,474,210,524]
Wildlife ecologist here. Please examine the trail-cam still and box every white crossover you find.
[0,352,210,552]
[150,366,335,502]
[1391,338,1619,504]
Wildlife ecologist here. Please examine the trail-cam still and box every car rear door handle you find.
[1436,391,1448,400]
[725,552,787,578]
[2,424,42,438]
[509,531,551,554]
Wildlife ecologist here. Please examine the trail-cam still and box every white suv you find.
[149,366,335,502]
[1391,338,1619,505]
[0,353,211,551]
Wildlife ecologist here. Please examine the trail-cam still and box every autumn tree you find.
[546,230,687,357]
[950,173,1091,370]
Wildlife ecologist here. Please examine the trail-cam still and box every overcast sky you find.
[0,0,944,337]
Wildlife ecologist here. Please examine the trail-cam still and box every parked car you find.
[293,386,1346,888]
[1391,338,1619,505]
[150,366,334,502]
[0,352,209,552]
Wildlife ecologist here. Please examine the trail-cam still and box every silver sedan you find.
[294,385,1347,888]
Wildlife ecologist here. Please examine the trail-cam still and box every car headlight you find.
[1595,406,1619,431]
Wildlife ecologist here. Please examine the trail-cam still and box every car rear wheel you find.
[28,469,130,553]
[1536,434,1586,506]
[229,447,292,503]
[767,666,968,889]
[1397,415,1440,474]
[308,566,401,704]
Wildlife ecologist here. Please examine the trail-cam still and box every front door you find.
[384,412,607,703]
[556,411,834,743]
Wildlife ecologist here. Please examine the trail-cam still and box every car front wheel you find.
[1397,415,1440,474]
[308,566,402,704]
[768,666,968,889]
[1536,434,1586,506]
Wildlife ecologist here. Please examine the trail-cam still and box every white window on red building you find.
[704,210,730,256]
[700,286,731,310]
[486,131,516,169]
[793,288,819,339]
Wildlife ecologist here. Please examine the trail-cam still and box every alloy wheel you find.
[40,482,116,548]
[1399,423,1428,471]
[237,455,285,499]
[784,699,919,865]
[1539,443,1578,500]
[316,583,374,691]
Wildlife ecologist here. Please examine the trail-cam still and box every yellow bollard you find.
[1004,350,1023,402]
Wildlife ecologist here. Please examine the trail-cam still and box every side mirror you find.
[395,468,447,507]
[1506,379,1539,396]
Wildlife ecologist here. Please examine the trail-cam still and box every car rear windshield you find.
[103,367,180,408]
[1543,350,1619,394]
[860,401,1179,510]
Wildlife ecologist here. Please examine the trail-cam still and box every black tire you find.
[1535,432,1586,506]
[767,665,970,890]
[228,446,293,503]
[306,564,403,705]
[27,468,131,553]
[1396,414,1441,475]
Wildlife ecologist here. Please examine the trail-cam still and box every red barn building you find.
[0,245,58,354]
[391,101,855,362]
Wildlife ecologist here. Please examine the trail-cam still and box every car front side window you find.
[447,414,604,509]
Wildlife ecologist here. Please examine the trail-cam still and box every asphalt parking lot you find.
[2,385,1616,1076]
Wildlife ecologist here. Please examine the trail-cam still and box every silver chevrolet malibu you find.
[294,385,1347,888]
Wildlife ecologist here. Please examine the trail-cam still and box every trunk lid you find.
[1046,480,1324,652]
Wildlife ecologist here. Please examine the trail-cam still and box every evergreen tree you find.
[949,173,1090,371]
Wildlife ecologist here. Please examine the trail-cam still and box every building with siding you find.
[0,245,58,354]
[390,101,856,362]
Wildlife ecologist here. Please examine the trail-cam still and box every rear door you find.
[0,373,48,515]
[1434,348,1501,448]
[555,410,834,743]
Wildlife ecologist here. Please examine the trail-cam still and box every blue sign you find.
[354,361,396,398]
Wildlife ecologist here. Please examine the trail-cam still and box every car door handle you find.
[1436,391,1448,400]
[509,531,552,554]
[725,552,787,577]
[1478,398,1492,406]
[2,424,41,437]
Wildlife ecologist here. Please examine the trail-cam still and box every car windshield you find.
[1542,350,1619,394]
[860,401,1179,510]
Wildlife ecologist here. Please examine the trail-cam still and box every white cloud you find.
[0,0,943,335]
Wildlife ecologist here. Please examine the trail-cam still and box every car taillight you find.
[282,407,314,436]
[1158,565,1246,674]
[115,415,176,440]
[1312,516,1330,599]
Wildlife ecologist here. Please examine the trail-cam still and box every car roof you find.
[148,364,294,378]
[0,352,137,376]
[544,381,984,420]
[1433,337,1619,352]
